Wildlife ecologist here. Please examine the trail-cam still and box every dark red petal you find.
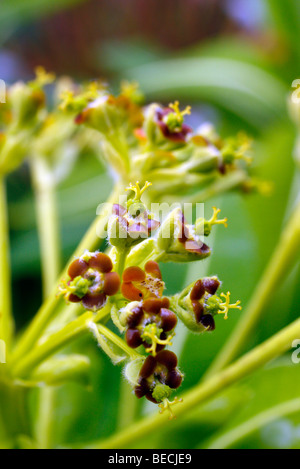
[145,260,162,279]
[142,298,164,314]
[88,252,113,273]
[103,272,120,296]
[184,240,210,254]
[193,301,204,323]
[121,282,143,301]
[122,266,146,283]
[82,293,106,311]
[134,378,150,399]
[113,204,127,216]
[68,293,81,303]
[127,306,144,328]
[166,370,182,389]
[200,314,215,331]
[190,280,205,301]
[145,392,159,404]
[160,308,177,332]
[68,258,88,279]
[148,219,160,233]
[139,355,157,379]
[156,350,178,371]
[125,328,143,348]
[202,277,220,295]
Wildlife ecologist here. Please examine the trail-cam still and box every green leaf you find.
[202,360,300,449]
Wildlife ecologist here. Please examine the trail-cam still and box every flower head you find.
[134,350,183,404]
[155,101,192,143]
[59,251,120,311]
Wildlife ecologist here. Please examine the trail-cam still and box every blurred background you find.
[2,0,300,449]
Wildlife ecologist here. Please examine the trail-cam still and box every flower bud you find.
[171,277,241,333]
[156,207,211,262]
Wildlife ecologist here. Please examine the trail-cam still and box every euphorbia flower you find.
[156,101,192,143]
[134,350,183,405]
[60,251,120,311]
[121,260,164,301]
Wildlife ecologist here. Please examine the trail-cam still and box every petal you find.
[202,277,220,295]
[190,280,205,301]
[122,266,146,283]
[68,258,88,279]
[139,355,157,379]
[82,293,106,311]
[159,308,177,332]
[142,298,165,314]
[103,272,120,296]
[121,282,143,301]
[68,293,82,303]
[125,328,143,348]
[127,306,144,328]
[88,252,113,273]
[200,314,215,331]
[134,378,150,399]
[113,204,127,216]
[166,370,182,389]
[192,301,204,323]
[145,260,162,279]
[156,350,178,371]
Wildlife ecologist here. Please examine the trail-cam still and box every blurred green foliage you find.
[1,0,300,449]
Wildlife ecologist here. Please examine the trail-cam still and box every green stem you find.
[30,157,62,449]
[88,316,300,449]
[30,158,61,298]
[0,176,14,351]
[203,200,300,380]
[96,323,142,361]
[10,182,123,368]
[10,304,111,378]
[205,397,300,449]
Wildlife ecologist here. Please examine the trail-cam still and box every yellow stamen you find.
[169,101,191,119]
[218,292,242,320]
[158,397,183,420]
[34,66,55,86]
[142,324,175,356]
[121,80,139,96]
[125,181,152,200]
[209,207,228,228]
[59,90,75,111]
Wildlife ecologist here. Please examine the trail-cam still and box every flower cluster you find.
[60,80,254,202]
[60,180,242,417]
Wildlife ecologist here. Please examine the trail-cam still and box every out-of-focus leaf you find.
[124,57,288,129]
[29,354,91,387]
[202,360,300,449]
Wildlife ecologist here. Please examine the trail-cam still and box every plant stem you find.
[205,397,300,449]
[10,182,123,368]
[30,158,61,298]
[88,316,300,449]
[10,304,111,378]
[203,200,300,380]
[0,176,14,351]
[96,323,142,361]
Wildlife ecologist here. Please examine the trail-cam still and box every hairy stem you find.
[89,316,300,449]
[0,176,14,352]
[203,199,300,380]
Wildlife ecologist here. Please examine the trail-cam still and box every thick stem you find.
[0,176,14,352]
[89,317,300,449]
[203,200,300,380]
[10,183,123,368]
